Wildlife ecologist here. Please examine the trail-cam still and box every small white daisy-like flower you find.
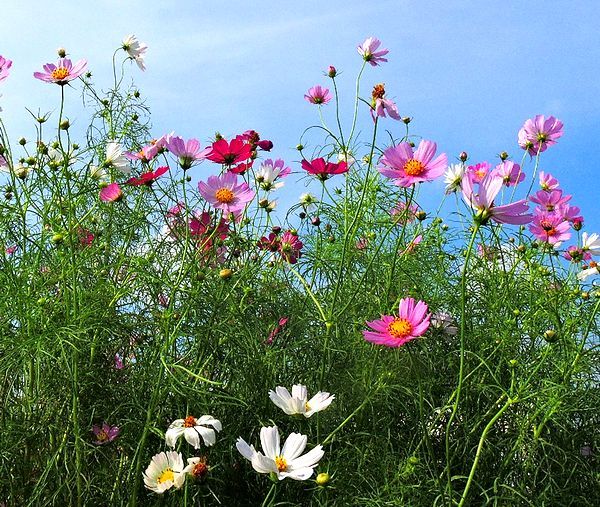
[122,34,148,71]
[165,415,222,449]
[444,163,465,194]
[255,159,290,191]
[143,451,186,494]
[582,232,600,256]
[236,426,324,481]
[269,384,334,418]
[105,141,131,175]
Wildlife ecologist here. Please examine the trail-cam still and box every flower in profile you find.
[444,163,465,194]
[122,34,148,71]
[363,297,431,347]
[143,451,186,493]
[466,161,492,184]
[301,158,348,181]
[529,210,571,246]
[430,312,458,336]
[189,211,229,252]
[127,165,169,186]
[236,130,273,152]
[357,37,389,66]
[165,415,222,449]
[582,232,600,256]
[166,136,210,170]
[304,85,332,105]
[279,231,303,264]
[492,161,525,187]
[370,83,400,121]
[401,234,422,255]
[91,422,120,444]
[269,385,334,418]
[390,201,419,223]
[379,140,447,187]
[539,171,560,192]
[105,141,131,175]
[198,172,255,218]
[33,57,87,85]
[183,456,209,480]
[236,426,324,481]
[99,183,123,203]
[518,115,564,155]
[0,56,13,82]
[205,138,252,166]
[578,261,599,282]
[255,158,291,191]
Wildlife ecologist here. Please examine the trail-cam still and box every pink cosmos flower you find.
[462,173,532,225]
[99,183,123,203]
[0,56,13,82]
[529,189,571,213]
[518,115,564,155]
[379,140,447,187]
[127,165,169,186]
[357,37,389,66]
[114,353,125,370]
[258,232,282,253]
[467,162,492,184]
[189,211,229,251]
[390,201,419,223]
[126,135,170,164]
[279,231,303,264]
[556,203,583,226]
[363,297,431,347]
[563,246,591,263]
[529,210,571,246]
[77,227,95,246]
[34,58,87,85]
[5,245,17,255]
[492,161,525,187]
[301,158,348,181]
[304,85,332,105]
[206,138,253,166]
[166,136,210,170]
[539,171,560,192]
[371,83,400,121]
[198,172,255,218]
[401,235,422,255]
[92,423,120,445]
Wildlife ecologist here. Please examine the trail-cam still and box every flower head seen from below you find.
[122,34,148,71]
[363,297,431,347]
[255,158,291,191]
[143,451,186,494]
[198,172,255,219]
[127,166,169,186]
[0,56,13,83]
[518,115,564,155]
[539,171,560,192]
[492,160,525,187]
[378,140,447,187]
[301,158,348,181]
[444,163,465,194]
[166,136,209,170]
[236,426,324,481]
[205,138,252,167]
[269,385,334,418]
[304,85,332,105]
[91,422,120,445]
[357,37,389,66]
[34,57,87,85]
[529,210,571,247]
[279,230,303,264]
[165,415,222,449]
[100,183,123,203]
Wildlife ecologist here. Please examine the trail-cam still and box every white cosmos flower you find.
[105,141,131,175]
[122,34,148,71]
[236,426,324,481]
[299,193,318,212]
[143,451,186,493]
[577,264,599,282]
[582,232,600,256]
[165,415,222,449]
[444,163,465,194]
[269,384,334,418]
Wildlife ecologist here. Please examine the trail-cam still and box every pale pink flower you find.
[379,140,447,187]
[518,115,564,155]
[357,37,389,66]
[198,172,255,217]
[167,136,210,170]
[304,85,332,105]
[539,171,560,192]
[0,56,13,82]
[492,161,525,187]
[34,58,87,85]
[530,189,571,212]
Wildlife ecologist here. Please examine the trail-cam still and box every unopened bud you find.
[57,47,67,58]
[311,216,321,226]
[296,144,304,151]
[499,151,509,161]
[219,268,233,280]
[543,329,558,343]
[18,137,26,146]
[415,211,427,221]
[316,472,330,486]
[402,116,412,125]
[327,66,337,78]
[459,151,468,162]
[59,120,70,130]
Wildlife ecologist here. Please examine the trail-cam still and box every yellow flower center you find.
[403,159,425,177]
[388,318,413,339]
[96,430,109,442]
[183,415,197,428]
[275,456,288,472]
[475,169,487,180]
[157,468,175,484]
[51,67,70,81]
[215,188,235,204]
[305,402,311,412]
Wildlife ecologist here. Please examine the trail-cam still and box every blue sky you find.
[2,0,599,231]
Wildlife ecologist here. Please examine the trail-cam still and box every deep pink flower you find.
[563,246,591,263]
[206,138,253,166]
[258,232,282,253]
[529,189,571,212]
[0,56,13,83]
[92,423,120,444]
[127,165,169,186]
[77,227,95,246]
[363,297,430,347]
[114,353,125,370]
[357,37,389,66]
[301,158,348,181]
[236,130,272,152]
[492,161,525,187]
[518,115,564,155]
[279,231,303,264]
[539,171,560,192]
[166,136,210,170]
[467,162,492,184]
[198,172,255,218]
[99,183,123,203]
[5,245,17,255]
[33,58,87,85]
[304,85,332,105]
[529,211,571,245]
[379,140,447,187]
[462,173,532,225]
[401,235,422,255]
[189,211,229,251]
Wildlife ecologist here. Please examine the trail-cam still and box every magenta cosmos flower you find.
[518,115,564,155]
[0,56,13,83]
[304,85,332,105]
[461,173,532,225]
[467,162,492,184]
[379,140,447,187]
[357,37,389,66]
[363,297,431,347]
[166,136,210,170]
[198,172,255,217]
[92,422,120,444]
[371,83,400,121]
[34,58,87,85]
[301,158,348,181]
[100,183,123,203]
[127,165,169,186]
[206,138,253,166]
[279,231,303,264]
[529,210,571,246]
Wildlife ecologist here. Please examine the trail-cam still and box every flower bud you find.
[402,116,412,125]
[272,226,281,234]
[259,198,270,209]
[543,329,558,343]
[415,211,427,221]
[311,216,321,226]
[219,268,233,280]
[499,151,509,161]
[59,120,70,130]
[327,65,337,78]
[316,472,331,486]
[296,144,304,151]
[459,151,468,162]
[18,137,26,146]
[299,212,306,219]
[51,233,64,244]
[57,47,67,58]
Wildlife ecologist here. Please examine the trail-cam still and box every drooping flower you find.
[0,56,13,83]
[255,159,291,191]
[143,451,186,493]
[166,136,210,170]
[539,171,560,192]
[462,173,532,225]
[529,210,571,246]
[33,58,87,85]
[466,161,492,184]
[165,415,222,449]
[378,140,447,187]
[122,34,148,71]
[492,160,525,187]
[370,83,400,121]
[236,426,324,481]
[198,172,255,218]
[99,183,123,203]
[563,246,590,263]
[299,193,318,211]
[269,385,334,418]
[301,158,348,181]
[236,130,273,152]
[205,138,253,166]
[357,37,389,66]
[444,163,465,194]
[127,166,169,186]
[363,297,431,347]
[304,85,332,105]
[91,422,120,444]
[518,115,564,155]
[279,231,303,264]
[105,141,131,174]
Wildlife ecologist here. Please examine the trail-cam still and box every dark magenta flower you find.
[126,165,169,186]
[206,138,252,166]
[301,158,348,181]
[279,231,303,264]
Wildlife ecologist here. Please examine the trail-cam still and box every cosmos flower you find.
[165,415,222,449]
[582,232,600,256]
[91,422,120,445]
[304,85,332,105]
[205,138,252,166]
[236,426,324,481]
[466,161,492,184]
[269,385,334,417]
[166,136,210,170]
[529,210,571,246]
[529,189,571,213]
[198,172,255,217]
[279,231,303,264]
[444,163,465,194]
[0,56,13,83]
[255,158,291,191]
[518,115,564,155]
[265,316,289,345]
[105,141,132,174]
[301,158,348,181]
[363,297,431,347]
[143,451,186,493]
[122,34,148,71]
[33,57,87,85]
[379,140,447,187]
[99,183,123,203]
[492,160,525,187]
[370,83,400,121]
[539,171,560,192]
[357,37,389,66]
[127,165,169,186]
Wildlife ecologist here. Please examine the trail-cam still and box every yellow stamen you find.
[388,318,413,339]
[403,159,425,177]
[51,68,69,81]
[157,468,174,484]
[215,188,234,204]
[275,456,288,472]
[183,415,197,428]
